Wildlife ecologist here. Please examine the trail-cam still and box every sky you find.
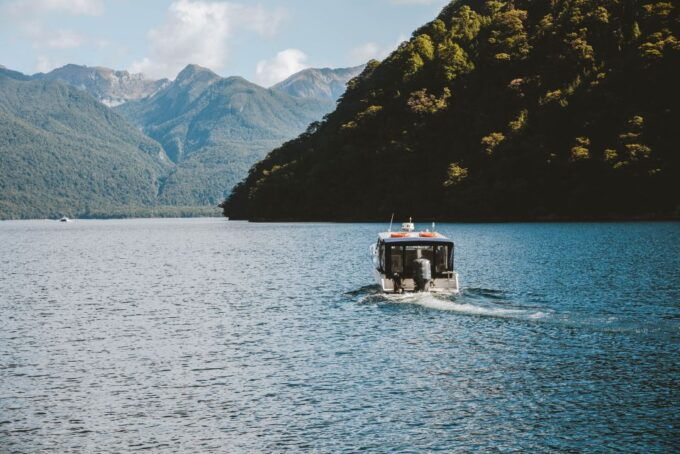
[0,0,450,86]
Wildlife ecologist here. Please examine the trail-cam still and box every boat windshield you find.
[390,247,403,274]
[435,245,448,274]
[387,243,451,277]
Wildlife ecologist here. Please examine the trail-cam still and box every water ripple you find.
[0,219,678,453]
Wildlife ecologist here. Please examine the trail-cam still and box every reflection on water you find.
[1,219,678,452]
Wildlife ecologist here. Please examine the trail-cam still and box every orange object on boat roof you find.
[419,232,438,237]
[390,232,409,238]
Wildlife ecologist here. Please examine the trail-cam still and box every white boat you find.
[370,218,459,294]
[58,216,72,222]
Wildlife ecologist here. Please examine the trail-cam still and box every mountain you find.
[272,65,365,100]
[0,73,172,219]
[33,64,169,107]
[223,0,680,221]
[0,67,31,81]
[116,64,336,206]
[0,62,359,218]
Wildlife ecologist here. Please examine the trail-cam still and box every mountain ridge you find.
[272,65,365,100]
[0,62,364,218]
[33,63,169,107]
[0,73,173,219]
[114,64,337,205]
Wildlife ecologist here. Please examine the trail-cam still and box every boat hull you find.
[374,270,459,294]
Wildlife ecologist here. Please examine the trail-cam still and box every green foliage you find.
[508,109,527,133]
[0,63,340,219]
[357,105,383,121]
[0,75,171,219]
[116,67,335,206]
[223,0,680,221]
[444,163,469,186]
[481,132,505,155]
[407,89,450,114]
[570,137,591,161]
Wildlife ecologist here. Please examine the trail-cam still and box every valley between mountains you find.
[0,63,363,219]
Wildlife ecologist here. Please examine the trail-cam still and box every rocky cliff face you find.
[33,64,169,107]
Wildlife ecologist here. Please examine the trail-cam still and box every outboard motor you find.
[392,273,404,294]
[413,258,432,292]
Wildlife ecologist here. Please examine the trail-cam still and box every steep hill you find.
[33,64,169,107]
[272,65,365,100]
[0,74,172,219]
[224,0,680,221]
[117,64,336,206]
[0,67,31,81]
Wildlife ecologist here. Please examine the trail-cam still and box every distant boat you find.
[58,216,72,222]
[370,218,460,294]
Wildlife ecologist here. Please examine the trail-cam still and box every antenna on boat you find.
[388,213,394,232]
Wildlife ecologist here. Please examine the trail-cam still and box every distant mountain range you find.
[116,64,337,206]
[272,65,365,100]
[0,68,171,219]
[0,63,363,218]
[32,64,169,107]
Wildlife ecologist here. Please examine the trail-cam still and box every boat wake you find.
[347,286,677,341]
[350,286,549,320]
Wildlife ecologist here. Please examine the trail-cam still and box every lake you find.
[1,218,678,452]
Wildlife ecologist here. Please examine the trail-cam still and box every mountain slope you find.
[117,64,335,205]
[223,0,680,221]
[0,74,171,219]
[0,67,31,81]
[33,64,169,107]
[272,65,365,100]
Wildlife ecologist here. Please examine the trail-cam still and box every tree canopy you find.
[223,0,680,221]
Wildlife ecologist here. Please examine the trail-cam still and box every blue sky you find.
[0,0,449,85]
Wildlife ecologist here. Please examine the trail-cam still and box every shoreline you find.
[233,211,680,224]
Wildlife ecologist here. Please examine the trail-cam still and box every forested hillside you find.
[0,63,354,219]
[0,72,173,219]
[224,0,680,221]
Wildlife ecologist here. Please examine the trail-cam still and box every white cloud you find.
[130,0,287,80]
[35,54,61,72]
[6,0,104,16]
[349,42,381,65]
[255,48,308,87]
[349,34,408,65]
[45,29,83,48]
[4,0,95,53]
[21,22,85,49]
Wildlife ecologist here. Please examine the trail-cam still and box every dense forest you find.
[0,64,354,219]
[223,0,680,221]
[0,71,175,219]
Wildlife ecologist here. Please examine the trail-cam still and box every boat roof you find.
[378,232,453,244]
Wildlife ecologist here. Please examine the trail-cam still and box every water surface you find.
[1,219,678,452]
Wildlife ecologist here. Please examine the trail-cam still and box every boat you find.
[370,218,459,294]
[58,216,72,222]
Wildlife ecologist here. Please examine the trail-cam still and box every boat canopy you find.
[376,237,455,277]
[381,236,453,245]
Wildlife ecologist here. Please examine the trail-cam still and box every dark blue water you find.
[1,219,678,452]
